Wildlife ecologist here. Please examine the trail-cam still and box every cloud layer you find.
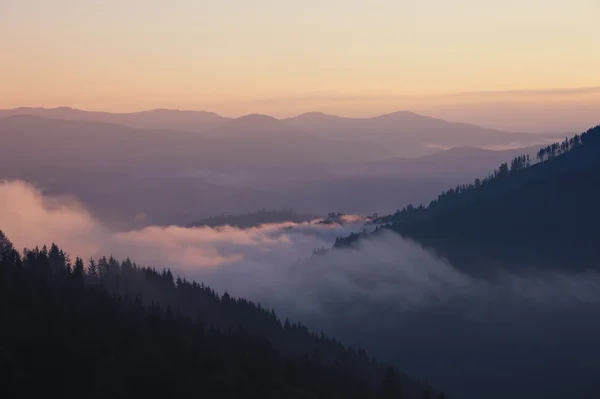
[4,179,600,398]
[3,179,600,317]
[0,180,365,299]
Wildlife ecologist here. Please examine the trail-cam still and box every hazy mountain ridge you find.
[0,106,229,133]
[0,113,554,227]
[285,110,564,156]
[0,113,391,166]
[3,108,600,399]
[329,144,543,179]
[0,106,566,157]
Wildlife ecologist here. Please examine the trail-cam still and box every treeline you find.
[368,127,598,227]
[0,231,441,399]
[316,212,347,225]
[536,133,583,161]
[335,125,600,272]
[188,208,317,228]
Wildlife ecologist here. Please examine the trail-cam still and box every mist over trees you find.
[2,106,600,399]
[0,230,441,399]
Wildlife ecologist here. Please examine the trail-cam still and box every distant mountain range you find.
[285,110,553,151]
[0,112,560,227]
[329,145,543,180]
[0,106,228,133]
[0,114,388,170]
[0,107,566,157]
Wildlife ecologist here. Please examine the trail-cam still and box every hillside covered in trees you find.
[0,231,440,399]
[336,125,600,273]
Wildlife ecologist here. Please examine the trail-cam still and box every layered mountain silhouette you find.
[0,106,565,157]
[336,125,600,273]
[0,106,228,133]
[0,113,558,227]
[330,145,542,179]
[0,114,389,171]
[202,113,306,139]
[285,110,562,156]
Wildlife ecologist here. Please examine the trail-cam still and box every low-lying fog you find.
[2,180,599,399]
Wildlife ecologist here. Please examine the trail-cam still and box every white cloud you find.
[3,179,599,322]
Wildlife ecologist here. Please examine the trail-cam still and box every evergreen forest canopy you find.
[0,231,441,399]
[336,125,600,273]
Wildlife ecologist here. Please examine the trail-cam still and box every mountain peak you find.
[294,111,339,119]
[234,114,280,124]
[374,110,426,120]
[203,113,310,139]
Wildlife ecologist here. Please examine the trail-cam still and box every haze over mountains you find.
[329,145,542,179]
[0,108,558,228]
[0,106,563,157]
[3,124,600,399]
[285,110,558,153]
[4,1,600,398]
[0,107,228,133]
[2,104,600,399]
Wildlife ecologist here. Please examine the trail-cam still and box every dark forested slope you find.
[0,231,438,399]
[336,125,600,272]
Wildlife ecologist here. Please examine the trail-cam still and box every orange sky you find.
[1,0,600,120]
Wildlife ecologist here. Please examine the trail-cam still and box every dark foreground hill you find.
[336,125,600,273]
[0,231,439,399]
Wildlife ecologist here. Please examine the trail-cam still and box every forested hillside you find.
[336,125,600,272]
[0,231,439,399]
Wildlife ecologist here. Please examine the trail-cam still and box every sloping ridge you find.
[286,109,515,140]
[203,114,310,139]
[0,106,229,133]
[338,125,600,273]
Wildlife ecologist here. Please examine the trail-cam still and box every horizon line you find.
[3,83,599,120]
[2,106,427,122]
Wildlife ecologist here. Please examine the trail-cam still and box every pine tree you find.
[87,258,98,278]
[73,257,85,283]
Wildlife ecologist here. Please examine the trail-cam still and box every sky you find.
[1,0,600,121]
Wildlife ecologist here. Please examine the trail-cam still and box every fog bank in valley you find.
[3,179,600,398]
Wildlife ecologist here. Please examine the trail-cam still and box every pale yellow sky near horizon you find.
[1,0,600,118]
